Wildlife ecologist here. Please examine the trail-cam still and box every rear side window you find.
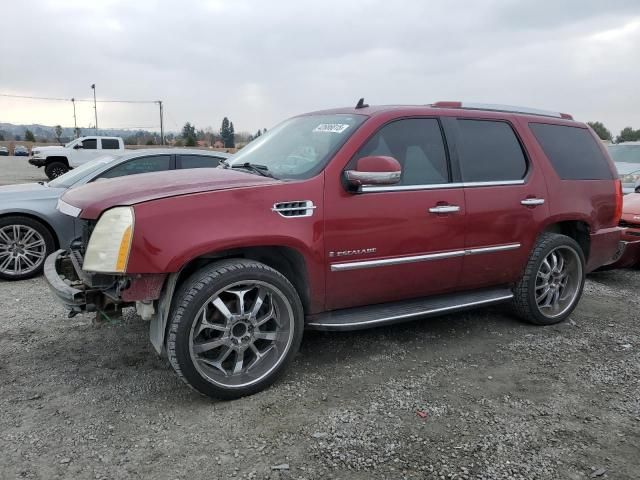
[101,139,120,149]
[456,120,527,182]
[178,154,222,169]
[529,123,614,180]
[352,118,449,186]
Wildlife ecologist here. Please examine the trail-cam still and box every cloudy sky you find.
[1,0,639,135]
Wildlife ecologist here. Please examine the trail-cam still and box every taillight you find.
[614,179,623,225]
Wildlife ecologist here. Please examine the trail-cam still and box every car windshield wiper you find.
[230,162,276,178]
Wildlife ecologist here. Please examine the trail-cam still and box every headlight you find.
[83,207,134,273]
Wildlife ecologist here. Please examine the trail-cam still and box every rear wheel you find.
[0,216,55,281]
[45,161,69,179]
[167,259,304,399]
[513,233,585,325]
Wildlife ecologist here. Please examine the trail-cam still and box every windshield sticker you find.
[313,123,350,133]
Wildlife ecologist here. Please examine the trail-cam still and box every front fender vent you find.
[272,200,316,218]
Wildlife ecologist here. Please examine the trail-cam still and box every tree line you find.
[175,117,267,149]
[587,122,640,143]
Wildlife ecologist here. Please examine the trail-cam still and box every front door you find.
[71,137,99,166]
[323,117,466,310]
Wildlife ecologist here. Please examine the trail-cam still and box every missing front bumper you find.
[43,249,118,316]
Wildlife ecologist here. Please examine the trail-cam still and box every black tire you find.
[512,232,586,325]
[167,259,304,400]
[44,161,69,179]
[0,216,55,281]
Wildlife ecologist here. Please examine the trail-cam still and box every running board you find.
[305,287,513,331]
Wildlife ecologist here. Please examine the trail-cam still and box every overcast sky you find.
[1,0,639,135]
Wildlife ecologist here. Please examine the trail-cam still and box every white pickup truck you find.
[30,136,125,179]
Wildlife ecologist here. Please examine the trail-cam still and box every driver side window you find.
[352,118,450,186]
[81,139,97,150]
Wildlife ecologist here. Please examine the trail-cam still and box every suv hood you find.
[62,167,280,219]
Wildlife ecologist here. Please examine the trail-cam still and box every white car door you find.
[70,138,99,167]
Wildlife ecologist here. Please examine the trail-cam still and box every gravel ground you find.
[1,158,639,479]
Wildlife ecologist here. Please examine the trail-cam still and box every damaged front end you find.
[44,244,167,326]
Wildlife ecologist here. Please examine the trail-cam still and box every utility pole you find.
[71,98,78,137]
[158,100,164,145]
[91,84,98,133]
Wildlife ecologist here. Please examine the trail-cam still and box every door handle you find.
[429,205,461,214]
[520,198,545,206]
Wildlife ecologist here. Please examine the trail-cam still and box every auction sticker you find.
[313,123,350,133]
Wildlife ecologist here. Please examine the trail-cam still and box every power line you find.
[0,93,159,104]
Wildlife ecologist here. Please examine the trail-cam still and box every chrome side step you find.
[305,287,513,331]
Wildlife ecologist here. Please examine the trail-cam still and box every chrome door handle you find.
[521,198,545,206]
[429,205,461,213]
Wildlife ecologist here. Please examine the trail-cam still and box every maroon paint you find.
[61,105,623,313]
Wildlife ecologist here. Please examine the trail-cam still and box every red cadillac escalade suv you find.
[45,101,623,399]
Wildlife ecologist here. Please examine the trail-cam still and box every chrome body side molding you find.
[361,179,525,193]
[330,243,521,272]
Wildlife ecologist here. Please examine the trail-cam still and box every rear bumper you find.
[586,227,623,272]
[28,158,45,167]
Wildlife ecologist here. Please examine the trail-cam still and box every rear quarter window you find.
[529,123,614,180]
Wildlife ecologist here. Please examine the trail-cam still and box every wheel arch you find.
[0,211,60,249]
[45,156,69,166]
[173,245,311,313]
[150,245,312,357]
[542,220,590,261]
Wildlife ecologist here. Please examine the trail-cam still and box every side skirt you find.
[305,287,513,331]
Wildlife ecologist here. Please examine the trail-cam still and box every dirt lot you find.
[0,157,639,479]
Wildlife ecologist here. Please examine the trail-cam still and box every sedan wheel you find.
[0,218,54,280]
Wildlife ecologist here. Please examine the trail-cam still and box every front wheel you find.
[513,233,585,325]
[167,259,304,399]
[45,161,69,179]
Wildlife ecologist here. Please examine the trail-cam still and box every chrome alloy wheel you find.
[188,280,295,389]
[0,225,47,276]
[535,246,583,319]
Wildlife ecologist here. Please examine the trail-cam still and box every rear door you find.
[446,117,549,289]
[324,117,466,310]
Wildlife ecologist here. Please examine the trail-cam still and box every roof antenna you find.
[355,98,369,109]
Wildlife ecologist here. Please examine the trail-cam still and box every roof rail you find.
[431,101,573,120]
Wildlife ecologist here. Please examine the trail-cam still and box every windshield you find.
[48,155,115,188]
[229,114,366,179]
[608,144,640,164]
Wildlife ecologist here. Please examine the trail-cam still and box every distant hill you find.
[0,122,164,142]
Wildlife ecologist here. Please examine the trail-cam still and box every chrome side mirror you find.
[344,155,401,189]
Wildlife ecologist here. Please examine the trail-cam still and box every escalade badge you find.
[329,248,376,258]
